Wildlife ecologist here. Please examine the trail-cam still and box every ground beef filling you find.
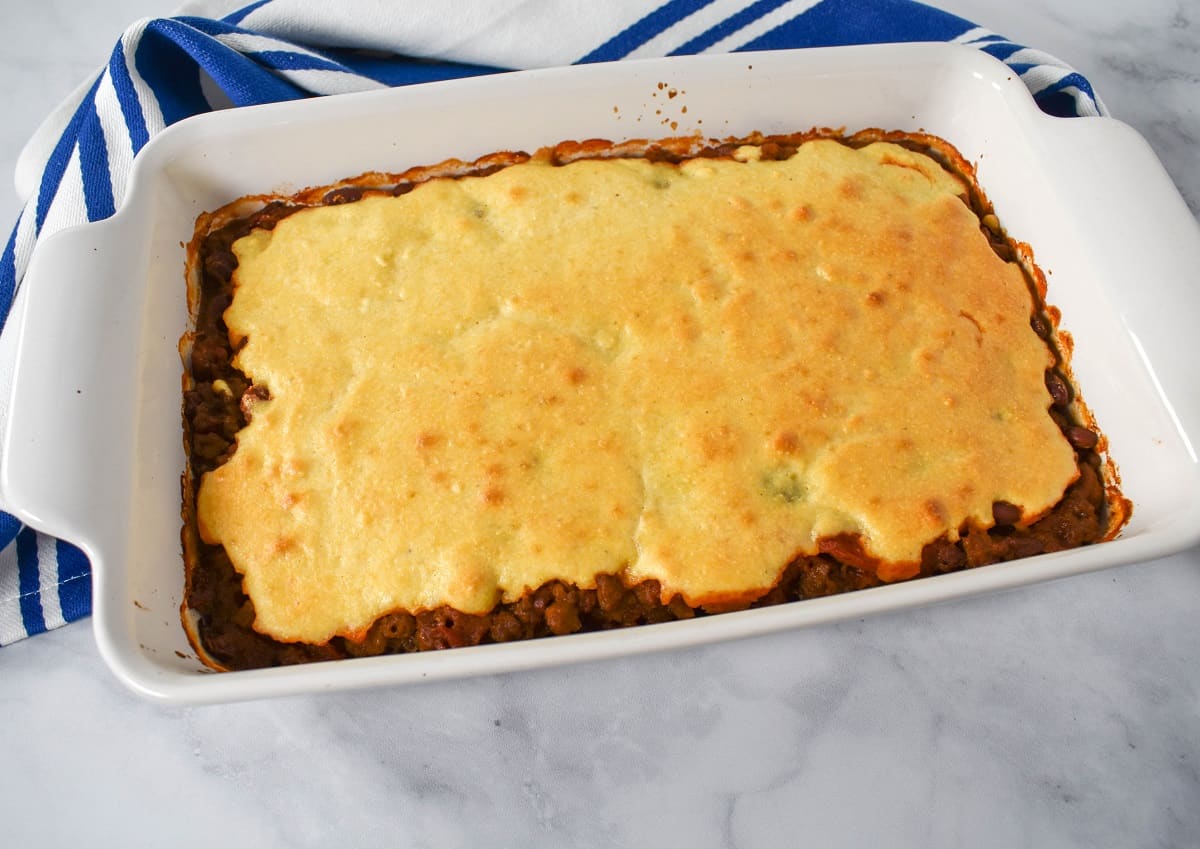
[183,137,1109,670]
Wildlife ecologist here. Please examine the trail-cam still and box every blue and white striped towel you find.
[0,0,1105,645]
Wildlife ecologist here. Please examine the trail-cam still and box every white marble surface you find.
[1,1,1198,846]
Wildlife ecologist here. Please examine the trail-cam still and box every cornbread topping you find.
[186,135,1098,652]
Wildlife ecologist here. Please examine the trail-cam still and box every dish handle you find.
[0,213,141,549]
[1033,116,1200,461]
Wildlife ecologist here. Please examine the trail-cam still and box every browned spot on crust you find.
[790,205,813,222]
[482,487,506,506]
[866,290,886,306]
[416,431,442,449]
[838,177,864,200]
[773,431,800,454]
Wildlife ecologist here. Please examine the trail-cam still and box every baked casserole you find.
[180,130,1128,670]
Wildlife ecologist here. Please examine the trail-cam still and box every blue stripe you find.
[979,41,1023,61]
[670,0,794,55]
[78,103,116,221]
[135,21,212,127]
[0,513,20,551]
[107,42,151,154]
[55,540,92,624]
[149,18,309,106]
[1035,71,1097,98]
[1031,72,1097,117]
[16,527,44,636]
[579,0,718,63]
[740,0,972,50]
[222,0,272,26]
[0,223,18,327]
[165,17,504,89]
[34,76,102,232]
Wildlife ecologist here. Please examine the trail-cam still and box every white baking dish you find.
[3,42,1197,704]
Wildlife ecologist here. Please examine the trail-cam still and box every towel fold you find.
[0,0,1105,645]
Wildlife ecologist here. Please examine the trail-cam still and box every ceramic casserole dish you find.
[3,42,1198,704]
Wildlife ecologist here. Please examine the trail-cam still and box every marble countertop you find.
[1,1,1197,846]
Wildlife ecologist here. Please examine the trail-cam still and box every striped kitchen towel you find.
[0,0,1105,645]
